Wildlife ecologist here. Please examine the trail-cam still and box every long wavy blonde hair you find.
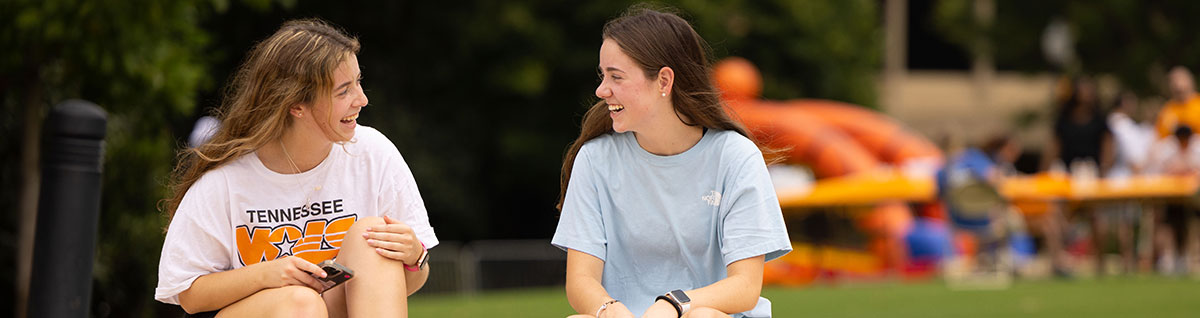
[161,19,360,224]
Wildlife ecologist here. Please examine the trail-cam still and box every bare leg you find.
[1138,203,1158,272]
[1116,206,1136,273]
[338,216,410,317]
[1092,208,1108,275]
[682,306,734,318]
[216,285,327,318]
[322,281,347,318]
[1157,224,1177,274]
[1186,213,1200,274]
[1042,207,1071,274]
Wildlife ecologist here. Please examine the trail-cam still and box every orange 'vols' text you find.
[235,215,357,265]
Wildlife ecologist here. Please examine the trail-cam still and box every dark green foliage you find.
[2,0,882,316]
[934,0,1200,95]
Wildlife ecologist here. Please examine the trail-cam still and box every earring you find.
[297,110,303,118]
[661,92,667,97]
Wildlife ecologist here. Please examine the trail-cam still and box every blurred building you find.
[881,0,1056,149]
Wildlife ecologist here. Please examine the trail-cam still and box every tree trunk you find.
[16,75,43,318]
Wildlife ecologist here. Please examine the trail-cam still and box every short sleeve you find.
[155,172,235,305]
[551,145,608,261]
[719,150,792,265]
[378,144,439,249]
[1157,106,1180,138]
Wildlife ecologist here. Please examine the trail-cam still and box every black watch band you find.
[655,295,683,317]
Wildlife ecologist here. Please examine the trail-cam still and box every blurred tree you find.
[0,0,291,316]
[683,0,881,106]
[933,0,1200,95]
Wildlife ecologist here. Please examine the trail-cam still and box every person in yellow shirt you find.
[1156,66,1200,139]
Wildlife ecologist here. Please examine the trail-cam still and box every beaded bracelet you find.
[595,299,620,317]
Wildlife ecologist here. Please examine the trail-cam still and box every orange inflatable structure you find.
[728,99,881,178]
[714,57,944,284]
[789,101,942,166]
[715,57,942,177]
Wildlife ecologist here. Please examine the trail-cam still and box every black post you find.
[27,100,107,317]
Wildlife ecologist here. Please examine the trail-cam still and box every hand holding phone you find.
[313,260,354,292]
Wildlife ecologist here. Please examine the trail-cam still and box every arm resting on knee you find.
[565,249,617,315]
[678,255,765,314]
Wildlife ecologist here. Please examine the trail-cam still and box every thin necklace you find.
[280,139,303,175]
[280,140,321,207]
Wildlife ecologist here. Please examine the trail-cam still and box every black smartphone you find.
[314,260,354,292]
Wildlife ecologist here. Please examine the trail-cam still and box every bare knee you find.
[682,307,731,318]
[346,216,386,238]
[272,286,327,318]
[339,217,386,253]
[338,216,405,272]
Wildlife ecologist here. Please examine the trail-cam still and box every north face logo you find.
[702,190,721,206]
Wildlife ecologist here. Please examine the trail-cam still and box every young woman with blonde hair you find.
[155,19,437,317]
[553,6,791,318]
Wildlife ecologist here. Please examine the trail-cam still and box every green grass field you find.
[409,277,1200,317]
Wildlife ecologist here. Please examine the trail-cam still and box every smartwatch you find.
[404,242,429,272]
[657,289,691,317]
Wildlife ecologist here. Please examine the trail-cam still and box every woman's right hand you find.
[599,302,635,318]
[256,256,327,291]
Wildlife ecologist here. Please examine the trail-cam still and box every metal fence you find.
[422,239,568,295]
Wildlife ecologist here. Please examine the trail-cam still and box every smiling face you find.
[306,54,367,142]
[595,38,668,133]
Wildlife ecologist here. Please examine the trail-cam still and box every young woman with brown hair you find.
[155,19,437,317]
[552,6,790,318]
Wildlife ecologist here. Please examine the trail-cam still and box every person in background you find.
[1095,90,1152,273]
[1148,67,1200,275]
[1146,125,1200,275]
[188,115,220,148]
[1107,91,1154,176]
[1044,76,1114,174]
[1041,76,1115,276]
[936,134,1037,277]
[1155,66,1200,139]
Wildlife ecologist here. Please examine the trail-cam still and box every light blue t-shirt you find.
[552,129,792,317]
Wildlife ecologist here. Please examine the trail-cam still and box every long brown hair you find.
[556,6,776,210]
[161,19,360,224]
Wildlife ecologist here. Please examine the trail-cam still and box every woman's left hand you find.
[362,215,424,265]
[641,299,679,318]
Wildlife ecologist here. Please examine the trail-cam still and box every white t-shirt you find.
[1145,135,1200,175]
[1107,112,1154,176]
[155,125,438,305]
